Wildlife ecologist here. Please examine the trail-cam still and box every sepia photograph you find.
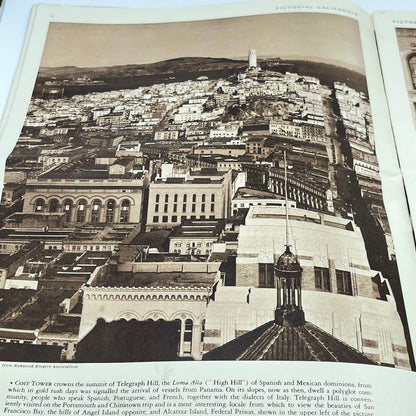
[0,11,412,369]
[396,27,416,129]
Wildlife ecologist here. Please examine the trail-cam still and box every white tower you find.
[248,49,257,68]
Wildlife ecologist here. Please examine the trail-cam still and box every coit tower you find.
[248,49,257,68]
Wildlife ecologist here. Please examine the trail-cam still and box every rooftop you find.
[170,219,225,238]
[203,321,377,364]
[38,156,143,181]
[94,271,217,288]
[233,187,286,200]
[0,289,77,330]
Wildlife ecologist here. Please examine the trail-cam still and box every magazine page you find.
[372,10,416,235]
[0,0,416,415]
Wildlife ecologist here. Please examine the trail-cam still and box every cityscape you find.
[0,16,412,368]
[396,27,416,127]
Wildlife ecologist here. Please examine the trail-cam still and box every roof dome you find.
[275,246,302,273]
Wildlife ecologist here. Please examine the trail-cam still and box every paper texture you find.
[0,0,416,413]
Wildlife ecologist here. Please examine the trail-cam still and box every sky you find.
[40,12,365,74]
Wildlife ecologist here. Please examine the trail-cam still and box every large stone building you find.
[21,158,148,226]
[202,205,410,369]
[146,168,232,230]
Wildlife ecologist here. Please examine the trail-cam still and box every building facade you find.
[146,170,232,230]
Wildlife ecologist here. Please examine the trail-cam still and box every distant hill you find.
[34,56,368,97]
[38,56,246,79]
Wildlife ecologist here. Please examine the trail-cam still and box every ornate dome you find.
[275,245,302,272]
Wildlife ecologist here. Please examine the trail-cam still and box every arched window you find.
[409,55,416,89]
[106,199,115,223]
[76,199,87,223]
[48,199,59,213]
[173,194,178,213]
[155,194,160,213]
[201,194,206,213]
[34,198,45,213]
[164,194,169,213]
[183,319,193,354]
[182,194,187,212]
[120,200,130,223]
[91,200,101,223]
[63,199,72,222]
[174,319,182,355]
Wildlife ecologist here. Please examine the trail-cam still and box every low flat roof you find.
[96,271,217,288]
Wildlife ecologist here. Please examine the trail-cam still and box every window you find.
[184,319,193,343]
[172,216,178,222]
[49,199,59,213]
[153,216,159,223]
[120,200,130,223]
[76,199,87,222]
[192,194,196,203]
[34,198,45,213]
[314,267,330,291]
[91,200,101,223]
[106,200,115,223]
[162,216,168,223]
[63,199,72,222]
[259,263,274,288]
[336,270,352,295]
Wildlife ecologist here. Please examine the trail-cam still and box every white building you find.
[203,205,411,369]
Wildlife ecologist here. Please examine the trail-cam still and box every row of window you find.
[154,193,216,214]
[66,245,114,252]
[173,242,211,248]
[152,214,216,223]
[155,203,216,214]
[258,264,353,295]
[155,193,216,203]
[173,248,210,255]
[34,198,131,223]
[314,267,352,295]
